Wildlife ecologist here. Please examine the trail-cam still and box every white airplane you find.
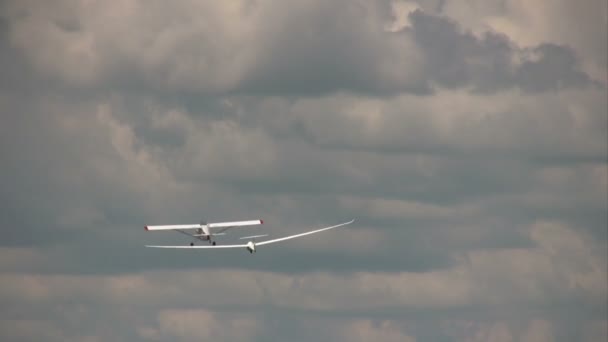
[144,219,264,246]
[146,219,354,254]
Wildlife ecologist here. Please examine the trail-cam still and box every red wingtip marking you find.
[260,219,264,224]
[145,226,149,231]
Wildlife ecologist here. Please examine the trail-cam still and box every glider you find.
[144,219,263,246]
[146,219,354,253]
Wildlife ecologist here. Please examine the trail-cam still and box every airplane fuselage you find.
[246,241,256,253]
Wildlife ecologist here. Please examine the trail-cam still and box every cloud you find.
[407,9,597,93]
[1,220,604,310]
[0,247,48,272]
[521,319,555,342]
[155,309,260,342]
[439,0,608,83]
[0,320,66,342]
[3,1,599,96]
[0,0,605,341]
[0,219,604,341]
[332,319,416,342]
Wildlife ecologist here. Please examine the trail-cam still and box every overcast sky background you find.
[0,1,606,341]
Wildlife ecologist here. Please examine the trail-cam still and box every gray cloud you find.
[4,1,599,97]
[407,9,597,93]
[1,219,605,340]
[436,0,608,83]
[0,0,606,341]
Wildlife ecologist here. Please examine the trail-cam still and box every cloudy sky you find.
[1,1,606,341]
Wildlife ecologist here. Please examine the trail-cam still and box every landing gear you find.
[212,241,216,246]
[190,242,194,246]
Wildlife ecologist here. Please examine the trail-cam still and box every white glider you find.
[144,219,263,245]
[145,219,354,253]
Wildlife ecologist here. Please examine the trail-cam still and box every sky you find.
[0,0,606,341]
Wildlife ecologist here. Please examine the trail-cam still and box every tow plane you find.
[144,219,263,246]
[146,219,354,253]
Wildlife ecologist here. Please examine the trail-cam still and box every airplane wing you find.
[256,220,353,246]
[145,220,263,231]
[145,243,248,249]
[145,219,354,249]
[145,224,202,231]
[208,220,263,229]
